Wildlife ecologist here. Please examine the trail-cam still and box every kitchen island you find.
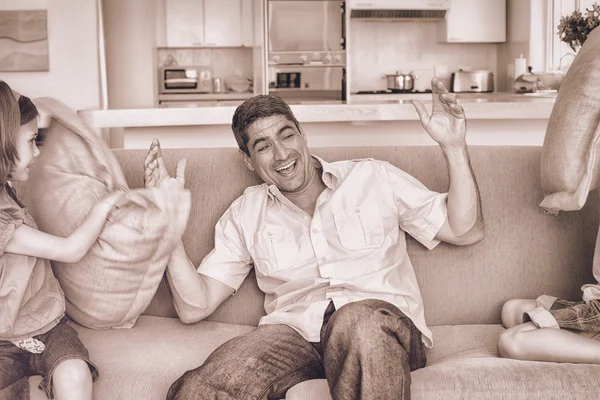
[79,93,556,149]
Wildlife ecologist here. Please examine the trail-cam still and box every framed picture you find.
[0,10,49,72]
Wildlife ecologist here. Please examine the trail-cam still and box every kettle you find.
[513,67,540,94]
[513,66,564,94]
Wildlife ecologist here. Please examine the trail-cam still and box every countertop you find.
[79,92,557,129]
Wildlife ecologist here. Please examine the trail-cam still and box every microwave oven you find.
[158,66,212,94]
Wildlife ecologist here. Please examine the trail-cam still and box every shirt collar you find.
[265,155,340,208]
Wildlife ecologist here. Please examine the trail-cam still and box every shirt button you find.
[267,232,272,236]
[321,256,327,261]
[354,208,360,213]
[312,228,318,233]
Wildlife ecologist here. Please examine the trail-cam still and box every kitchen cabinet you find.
[437,0,506,43]
[166,0,254,47]
[166,0,204,47]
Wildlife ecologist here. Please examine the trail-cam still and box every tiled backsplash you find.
[350,21,499,92]
[157,47,253,80]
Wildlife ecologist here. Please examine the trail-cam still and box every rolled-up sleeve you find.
[0,209,23,256]
[197,208,252,291]
[380,162,448,250]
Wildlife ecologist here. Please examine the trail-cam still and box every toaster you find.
[450,70,494,93]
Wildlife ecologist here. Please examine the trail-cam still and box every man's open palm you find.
[412,79,466,147]
[144,138,187,190]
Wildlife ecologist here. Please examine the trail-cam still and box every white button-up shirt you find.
[197,157,448,347]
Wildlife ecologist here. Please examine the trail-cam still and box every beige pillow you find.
[540,27,600,214]
[24,98,191,329]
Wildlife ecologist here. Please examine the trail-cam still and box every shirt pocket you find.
[333,206,385,251]
[251,228,300,276]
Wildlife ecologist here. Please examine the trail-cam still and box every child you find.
[498,295,600,364]
[0,80,121,399]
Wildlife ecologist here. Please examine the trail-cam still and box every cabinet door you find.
[241,0,254,47]
[166,0,204,46]
[204,0,242,46]
[437,0,506,43]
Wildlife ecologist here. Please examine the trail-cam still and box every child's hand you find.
[97,191,122,215]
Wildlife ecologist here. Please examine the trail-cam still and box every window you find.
[548,0,598,70]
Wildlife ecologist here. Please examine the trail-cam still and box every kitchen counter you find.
[80,92,556,129]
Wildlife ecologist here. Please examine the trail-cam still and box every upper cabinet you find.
[166,0,254,47]
[166,0,204,46]
[437,0,506,43]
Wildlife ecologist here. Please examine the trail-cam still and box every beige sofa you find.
[23,145,600,400]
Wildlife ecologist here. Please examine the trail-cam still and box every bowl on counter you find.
[226,76,252,93]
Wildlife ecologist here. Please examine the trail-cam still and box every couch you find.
[21,145,600,400]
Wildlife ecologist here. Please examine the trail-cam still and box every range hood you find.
[348,0,451,21]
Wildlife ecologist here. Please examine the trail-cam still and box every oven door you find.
[268,1,345,52]
[159,68,199,93]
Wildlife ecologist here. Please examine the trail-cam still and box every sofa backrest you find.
[109,146,598,327]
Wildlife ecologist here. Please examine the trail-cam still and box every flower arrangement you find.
[557,3,600,51]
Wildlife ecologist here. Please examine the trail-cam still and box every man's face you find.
[242,115,313,194]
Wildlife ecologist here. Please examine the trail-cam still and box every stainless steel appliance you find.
[355,89,432,94]
[385,71,419,92]
[277,72,302,88]
[158,66,213,94]
[267,0,347,102]
[450,70,494,93]
[348,0,450,21]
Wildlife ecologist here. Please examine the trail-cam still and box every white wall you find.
[0,0,101,111]
[349,21,499,92]
[496,0,530,92]
[102,0,159,109]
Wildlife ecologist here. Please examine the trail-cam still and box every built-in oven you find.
[267,0,347,102]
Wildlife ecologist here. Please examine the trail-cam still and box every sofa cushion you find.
[28,316,255,400]
[285,324,600,400]
[24,98,191,329]
[540,27,600,213]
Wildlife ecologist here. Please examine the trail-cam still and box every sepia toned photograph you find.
[0,0,599,399]
[0,10,49,72]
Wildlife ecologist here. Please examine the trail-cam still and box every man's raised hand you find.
[411,78,467,148]
[143,138,187,190]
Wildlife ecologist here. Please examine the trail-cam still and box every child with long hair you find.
[0,80,121,399]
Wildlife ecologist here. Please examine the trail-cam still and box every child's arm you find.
[4,192,121,263]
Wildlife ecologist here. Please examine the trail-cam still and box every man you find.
[144,79,484,400]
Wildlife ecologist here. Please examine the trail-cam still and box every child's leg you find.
[0,341,31,398]
[30,318,99,400]
[498,321,600,364]
[52,358,93,400]
[501,299,537,328]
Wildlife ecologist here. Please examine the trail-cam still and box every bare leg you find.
[52,359,93,400]
[501,299,537,328]
[498,322,600,364]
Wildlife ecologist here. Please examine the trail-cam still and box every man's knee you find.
[326,299,403,346]
[167,369,222,400]
[329,299,390,329]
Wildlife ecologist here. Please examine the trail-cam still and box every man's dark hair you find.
[232,95,301,156]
